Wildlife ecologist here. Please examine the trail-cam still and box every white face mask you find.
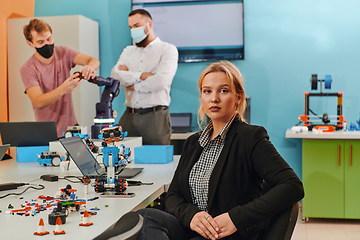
[130,23,149,43]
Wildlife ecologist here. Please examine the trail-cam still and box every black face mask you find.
[35,44,54,59]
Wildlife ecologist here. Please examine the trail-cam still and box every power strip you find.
[0,182,25,191]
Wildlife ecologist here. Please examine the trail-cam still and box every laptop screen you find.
[59,136,104,176]
[0,144,10,160]
[170,113,192,133]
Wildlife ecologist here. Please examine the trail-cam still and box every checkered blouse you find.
[188,114,236,212]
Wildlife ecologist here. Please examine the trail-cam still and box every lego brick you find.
[134,145,173,164]
[16,146,49,162]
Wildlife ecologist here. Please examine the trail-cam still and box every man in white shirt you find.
[111,9,178,145]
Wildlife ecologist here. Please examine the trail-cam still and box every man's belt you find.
[127,106,168,115]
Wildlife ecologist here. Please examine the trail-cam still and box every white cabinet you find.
[7,15,100,131]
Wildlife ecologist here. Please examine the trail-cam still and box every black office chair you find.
[261,182,299,240]
[190,182,299,240]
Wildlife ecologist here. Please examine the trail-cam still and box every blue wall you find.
[34,0,360,178]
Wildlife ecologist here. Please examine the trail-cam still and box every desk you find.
[170,132,196,140]
[0,156,179,239]
[285,129,360,139]
[286,130,360,221]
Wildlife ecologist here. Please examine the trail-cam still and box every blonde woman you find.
[95,61,304,240]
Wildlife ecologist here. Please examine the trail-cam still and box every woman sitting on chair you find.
[95,61,304,240]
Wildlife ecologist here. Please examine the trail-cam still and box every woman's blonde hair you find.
[197,60,247,128]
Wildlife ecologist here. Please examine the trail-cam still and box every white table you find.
[285,129,360,139]
[170,132,196,140]
[0,155,179,239]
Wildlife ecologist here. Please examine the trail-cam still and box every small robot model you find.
[99,124,128,147]
[49,185,86,225]
[63,126,87,138]
[37,151,64,167]
[93,126,131,193]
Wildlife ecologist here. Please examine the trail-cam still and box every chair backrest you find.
[262,182,299,240]
[262,202,299,240]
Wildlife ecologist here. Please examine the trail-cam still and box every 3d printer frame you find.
[299,92,344,132]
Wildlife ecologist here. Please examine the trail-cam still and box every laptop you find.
[0,144,10,161]
[170,113,192,133]
[59,136,143,179]
[0,121,57,146]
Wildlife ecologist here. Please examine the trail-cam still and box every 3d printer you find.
[298,74,344,132]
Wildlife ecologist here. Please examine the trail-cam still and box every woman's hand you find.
[190,211,220,239]
[213,213,237,239]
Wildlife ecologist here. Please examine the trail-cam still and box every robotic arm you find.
[75,73,121,138]
[87,76,120,120]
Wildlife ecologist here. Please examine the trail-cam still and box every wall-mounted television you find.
[132,0,244,62]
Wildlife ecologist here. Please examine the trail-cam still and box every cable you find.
[114,87,120,97]
[95,154,103,161]
[60,176,83,183]
[309,108,323,120]
[295,120,302,126]
[0,183,45,199]
[115,167,125,176]
[94,158,107,177]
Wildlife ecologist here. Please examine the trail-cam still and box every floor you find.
[292,205,360,240]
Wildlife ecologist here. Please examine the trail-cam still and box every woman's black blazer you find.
[165,119,304,239]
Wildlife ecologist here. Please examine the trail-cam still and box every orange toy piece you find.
[34,218,49,236]
[79,210,93,226]
[53,217,66,235]
[11,206,31,213]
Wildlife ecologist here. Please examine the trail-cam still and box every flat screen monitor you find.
[132,0,244,62]
[0,121,57,146]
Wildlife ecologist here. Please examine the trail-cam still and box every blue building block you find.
[134,145,174,164]
[16,146,49,162]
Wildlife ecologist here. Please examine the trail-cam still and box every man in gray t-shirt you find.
[20,18,100,138]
